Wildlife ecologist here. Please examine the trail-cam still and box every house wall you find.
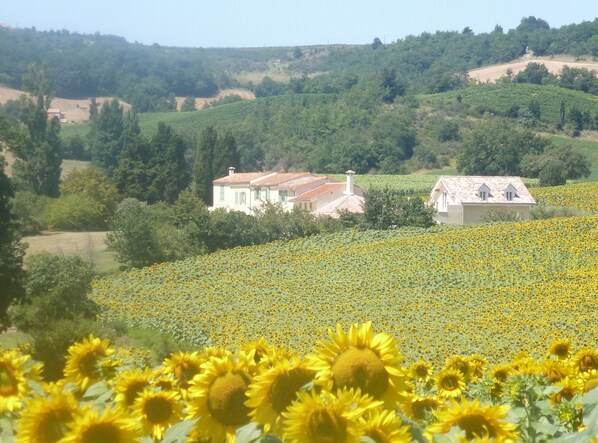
[212,184,253,213]
[462,205,531,224]
[434,204,463,224]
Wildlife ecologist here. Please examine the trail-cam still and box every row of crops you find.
[92,214,598,367]
[531,181,598,213]
[1,326,596,442]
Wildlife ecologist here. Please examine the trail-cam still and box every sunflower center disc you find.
[125,381,148,406]
[308,408,347,443]
[145,397,173,423]
[0,364,18,396]
[441,374,459,390]
[39,408,73,442]
[208,372,250,427]
[456,414,495,439]
[332,347,388,398]
[269,368,313,413]
[579,355,598,372]
[79,351,102,378]
[81,422,122,443]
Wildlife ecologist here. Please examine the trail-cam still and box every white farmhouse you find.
[428,176,536,224]
[212,168,364,217]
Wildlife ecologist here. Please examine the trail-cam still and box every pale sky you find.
[2,0,597,48]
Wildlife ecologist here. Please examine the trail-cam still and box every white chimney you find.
[228,167,236,176]
[345,170,356,195]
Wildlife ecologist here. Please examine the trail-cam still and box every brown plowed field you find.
[468,55,598,83]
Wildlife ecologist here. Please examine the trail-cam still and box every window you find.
[240,192,246,205]
[505,191,514,201]
[266,188,271,201]
[219,185,225,201]
[442,191,448,211]
[279,190,288,202]
[234,192,239,204]
[478,190,488,201]
[255,188,261,200]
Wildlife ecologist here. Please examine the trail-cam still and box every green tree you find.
[11,66,62,197]
[147,122,191,203]
[457,118,549,176]
[521,145,591,186]
[0,140,25,327]
[193,126,217,205]
[364,188,435,230]
[88,99,125,175]
[213,130,240,180]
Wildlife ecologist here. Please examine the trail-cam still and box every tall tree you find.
[88,99,124,175]
[11,66,62,197]
[0,120,25,327]
[147,122,191,203]
[193,126,217,205]
[213,130,240,180]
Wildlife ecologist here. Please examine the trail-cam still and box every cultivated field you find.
[468,54,598,83]
[92,214,598,366]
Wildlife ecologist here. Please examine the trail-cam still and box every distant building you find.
[428,176,536,224]
[47,108,67,124]
[212,169,364,218]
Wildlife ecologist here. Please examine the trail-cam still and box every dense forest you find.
[1,17,597,108]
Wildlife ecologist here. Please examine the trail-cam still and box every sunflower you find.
[58,405,140,443]
[401,393,443,422]
[427,398,518,442]
[246,356,315,436]
[542,359,573,384]
[443,355,472,382]
[572,348,598,374]
[490,364,513,383]
[15,385,79,443]
[0,349,30,413]
[578,369,598,393]
[162,351,205,396]
[409,360,433,383]
[306,322,409,407]
[186,354,253,443]
[133,388,183,441]
[242,337,273,367]
[360,407,412,443]
[548,339,573,359]
[466,355,488,381]
[435,368,466,399]
[112,368,153,409]
[550,377,581,405]
[63,335,115,392]
[282,387,382,443]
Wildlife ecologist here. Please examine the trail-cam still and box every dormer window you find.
[504,184,517,201]
[476,184,491,201]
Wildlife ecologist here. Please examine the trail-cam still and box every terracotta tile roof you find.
[431,176,536,204]
[290,183,344,201]
[277,175,327,190]
[252,172,312,186]
[313,195,366,218]
[213,172,273,184]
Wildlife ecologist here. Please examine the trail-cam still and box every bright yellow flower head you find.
[186,354,253,443]
[15,384,79,443]
[282,387,382,443]
[245,356,314,436]
[162,351,205,396]
[112,368,153,409]
[360,407,412,443]
[410,360,433,383]
[58,405,140,443]
[133,388,184,441]
[572,348,598,374]
[427,398,518,442]
[401,393,444,422]
[436,368,466,399]
[547,339,573,360]
[444,355,473,382]
[306,322,409,408]
[63,335,115,392]
[0,349,35,413]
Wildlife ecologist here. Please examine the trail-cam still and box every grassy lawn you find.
[22,231,120,276]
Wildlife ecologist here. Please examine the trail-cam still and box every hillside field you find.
[92,214,598,366]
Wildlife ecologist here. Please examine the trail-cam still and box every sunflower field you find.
[531,182,598,213]
[92,215,597,367]
[0,326,597,442]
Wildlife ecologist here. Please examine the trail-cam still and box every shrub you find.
[42,194,105,231]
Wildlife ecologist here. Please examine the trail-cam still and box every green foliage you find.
[88,99,125,175]
[521,145,591,186]
[42,194,105,231]
[364,188,435,229]
[480,209,522,223]
[180,96,196,112]
[61,167,119,224]
[0,149,25,328]
[457,118,549,175]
